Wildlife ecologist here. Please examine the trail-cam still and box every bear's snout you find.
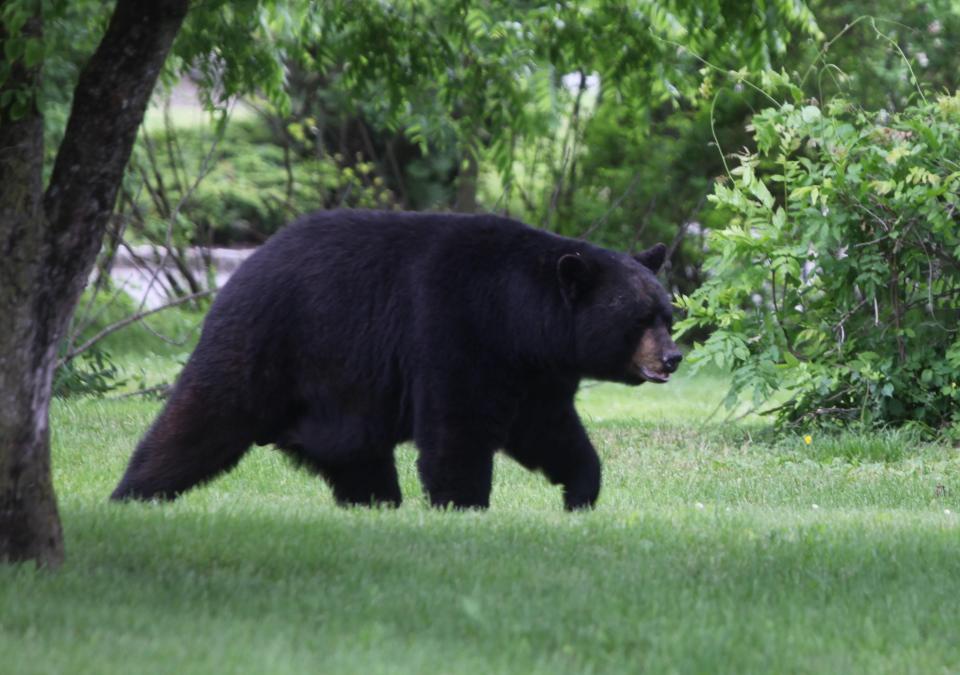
[630,326,681,383]
[662,351,683,373]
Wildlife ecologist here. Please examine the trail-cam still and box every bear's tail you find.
[110,376,255,502]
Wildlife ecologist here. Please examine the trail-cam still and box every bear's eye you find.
[636,316,654,331]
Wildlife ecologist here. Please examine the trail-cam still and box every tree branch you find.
[41,0,190,308]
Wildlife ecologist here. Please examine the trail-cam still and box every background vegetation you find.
[40,0,958,435]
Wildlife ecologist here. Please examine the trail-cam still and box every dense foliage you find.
[103,1,827,264]
[677,87,960,433]
[14,0,960,429]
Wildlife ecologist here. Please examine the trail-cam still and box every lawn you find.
[2,364,959,674]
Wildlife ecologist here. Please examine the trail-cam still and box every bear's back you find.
[195,210,549,381]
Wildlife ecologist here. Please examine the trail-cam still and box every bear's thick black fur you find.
[111,210,681,510]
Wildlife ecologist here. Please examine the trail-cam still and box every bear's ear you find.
[634,243,667,273]
[557,253,593,304]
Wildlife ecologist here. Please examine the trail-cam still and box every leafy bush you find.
[678,90,960,434]
[53,346,125,398]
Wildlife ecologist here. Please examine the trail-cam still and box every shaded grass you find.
[3,373,960,674]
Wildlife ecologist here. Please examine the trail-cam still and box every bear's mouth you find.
[635,364,671,383]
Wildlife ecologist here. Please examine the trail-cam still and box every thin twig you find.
[578,171,646,240]
[60,289,213,367]
[663,194,707,262]
[110,383,171,400]
[626,195,659,253]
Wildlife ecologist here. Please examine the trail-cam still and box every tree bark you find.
[0,13,63,567]
[0,0,190,566]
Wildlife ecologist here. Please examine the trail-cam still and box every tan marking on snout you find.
[631,323,679,381]
[632,329,664,372]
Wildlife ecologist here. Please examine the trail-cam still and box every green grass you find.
[3,366,960,674]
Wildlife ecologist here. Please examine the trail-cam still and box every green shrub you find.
[678,90,960,434]
[53,346,125,398]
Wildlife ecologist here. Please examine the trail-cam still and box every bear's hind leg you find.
[275,409,403,508]
[111,386,255,502]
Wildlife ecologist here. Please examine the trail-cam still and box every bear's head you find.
[557,243,682,385]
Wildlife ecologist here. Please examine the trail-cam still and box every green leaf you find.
[800,105,821,123]
[3,37,20,62]
[772,206,786,229]
[23,38,43,68]
[749,179,775,210]
[884,145,909,165]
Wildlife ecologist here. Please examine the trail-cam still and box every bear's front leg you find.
[320,456,403,508]
[506,398,601,511]
[415,428,496,510]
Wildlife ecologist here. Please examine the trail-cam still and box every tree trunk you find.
[0,0,190,566]
[0,14,63,567]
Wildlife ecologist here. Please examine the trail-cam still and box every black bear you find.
[111,210,681,510]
